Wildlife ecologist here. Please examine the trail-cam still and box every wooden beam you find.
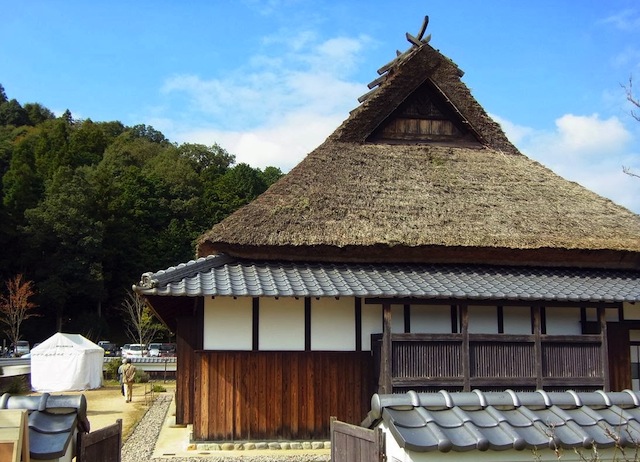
[533,305,543,389]
[355,298,362,352]
[252,297,259,351]
[460,304,470,392]
[599,304,610,391]
[416,15,429,41]
[380,302,392,394]
[364,298,620,309]
[305,298,311,351]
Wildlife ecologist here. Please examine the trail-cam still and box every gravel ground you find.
[122,394,330,462]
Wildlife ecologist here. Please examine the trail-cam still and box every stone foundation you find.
[189,440,331,451]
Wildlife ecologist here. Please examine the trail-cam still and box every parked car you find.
[160,343,177,357]
[148,343,162,357]
[148,342,176,357]
[120,344,130,357]
[12,340,30,357]
[98,341,119,357]
[122,343,146,358]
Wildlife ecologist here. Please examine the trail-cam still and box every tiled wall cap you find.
[472,389,488,408]
[438,389,454,408]
[623,389,640,407]
[535,390,552,408]
[506,389,520,407]
[595,390,612,407]
[567,390,583,407]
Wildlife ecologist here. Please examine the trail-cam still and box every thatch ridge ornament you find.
[360,15,432,103]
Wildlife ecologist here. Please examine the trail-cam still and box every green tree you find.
[23,166,104,331]
[261,166,284,186]
[23,103,55,126]
[0,99,29,127]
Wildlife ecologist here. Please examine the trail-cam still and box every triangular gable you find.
[367,79,483,146]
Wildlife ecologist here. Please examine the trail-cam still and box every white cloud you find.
[168,108,346,171]
[602,9,640,32]
[552,113,631,154]
[496,113,640,213]
[154,32,369,170]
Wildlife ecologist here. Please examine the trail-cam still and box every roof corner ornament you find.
[406,15,431,48]
[138,272,157,289]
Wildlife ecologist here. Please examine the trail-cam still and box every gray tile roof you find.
[1,392,89,459]
[364,390,640,453]
[133,254,640,303]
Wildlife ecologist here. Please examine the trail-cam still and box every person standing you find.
[122,358,137,403]
[117,358,126,396]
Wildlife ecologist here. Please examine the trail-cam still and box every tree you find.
[23,103,55,126]
[0,274,39,349]
[23,166,105,331]
[622,77,640,179]
[0,99,29,127]
[119,291,167,347]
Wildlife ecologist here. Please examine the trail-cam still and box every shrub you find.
[103,358,122,381]
[0,376,30,394]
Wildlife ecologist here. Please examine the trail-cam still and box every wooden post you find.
[460,304,470,391]
[599,304,610,391]
[533,305,543,389]
[380,302,392,394]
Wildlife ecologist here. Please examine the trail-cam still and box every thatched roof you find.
[197,20,640,269]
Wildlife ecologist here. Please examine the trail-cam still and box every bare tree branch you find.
[622,75,640,122]
[623,166,640,179]
[118,291,167,347]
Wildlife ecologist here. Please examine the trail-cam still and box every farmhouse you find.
[134,17,640,443]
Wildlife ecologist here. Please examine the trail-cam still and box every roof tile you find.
[134,254,640,303]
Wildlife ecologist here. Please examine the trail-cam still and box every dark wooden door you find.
[607,323,631,391]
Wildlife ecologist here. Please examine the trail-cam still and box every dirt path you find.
[55,380,176,440]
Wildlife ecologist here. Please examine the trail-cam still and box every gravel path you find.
[122,394,330,462]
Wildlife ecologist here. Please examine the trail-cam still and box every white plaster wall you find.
[624,302,640,320]
[545,307,581,335]
[311,297,355,351]
[391,305,404,333]
[259,297,305,351]
[411,305,452,333]
[584,307,620,322]
[502,306,531,334]
[468,306,497,334]
[361,303,382,351]
[203,296,252,350]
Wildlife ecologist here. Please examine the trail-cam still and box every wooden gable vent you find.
[368,79,483,146]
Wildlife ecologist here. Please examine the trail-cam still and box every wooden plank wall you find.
[193,351,374,441]
[175,303,203,425]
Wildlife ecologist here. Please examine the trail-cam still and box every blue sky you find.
[3,1,640,212]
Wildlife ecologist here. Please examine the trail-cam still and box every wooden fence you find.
[373,333,606,392]
[331,418,383,462]
[76,419,122,462]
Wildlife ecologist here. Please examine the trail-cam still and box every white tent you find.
[30,333,104,392]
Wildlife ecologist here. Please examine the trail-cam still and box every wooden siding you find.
[374,333,607,391]
[192,351,373,441]
[175,302,203,425]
